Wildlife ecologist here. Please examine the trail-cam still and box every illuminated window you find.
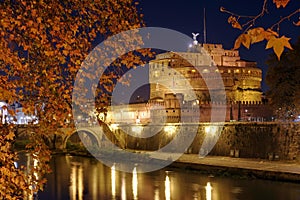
[203,69,209,73]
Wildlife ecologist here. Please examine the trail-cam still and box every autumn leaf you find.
[228,16,242,30]
[273,0,290,8]
[247,27,265,44]
[234,33,251,49]
[0,0,147,198]
[266,36,293,59]
[6,131,15,141]
[62,49,69,56]
[264,29,279,40]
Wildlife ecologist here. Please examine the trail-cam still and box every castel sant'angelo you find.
[106,36,273,124]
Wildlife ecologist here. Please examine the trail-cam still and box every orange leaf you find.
[264,29,279,40]
[228,16,242,30]
[247,27,265,44]
[63,50,69,56]
[273,0,290,8]
[6,132,15,141]
[266,36,293,59]
[234,34,251,49]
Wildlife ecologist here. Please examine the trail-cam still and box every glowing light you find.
[70,164,84,200]
[78,166,83,200]
[135,117,141,124]
[111,164,116,199]
[110,124,119,131]
[165,174,171,200]
[121,175,126,200]
[154,188,160,200]
[205,182,212,200]
[70,166,77,199]
[205,126,217,136]
[164,125,176,135]
[132,167,138,200]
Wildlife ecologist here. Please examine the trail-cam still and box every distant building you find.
[0,101,37,124]
[105,42,273,124]
[149,43,262,102]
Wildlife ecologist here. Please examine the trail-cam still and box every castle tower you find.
[149,42,262,103]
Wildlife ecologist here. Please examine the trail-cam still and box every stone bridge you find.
[14,123,119,150]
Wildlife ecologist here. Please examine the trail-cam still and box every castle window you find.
[228,69,231,73]
[203,69,209,73]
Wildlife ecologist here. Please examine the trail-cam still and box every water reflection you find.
[205,182,212,200]
[132,167,138,200]
[34,155,300,200]
[154,187,160,200]
[69,163,83,200]
[121,174,126,200]
[111,163,116,199]
[165,173,171,200]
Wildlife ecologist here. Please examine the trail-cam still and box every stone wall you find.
[191,122,300,160]
[112,122,300,160]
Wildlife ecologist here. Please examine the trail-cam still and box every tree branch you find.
[270,8,300,31]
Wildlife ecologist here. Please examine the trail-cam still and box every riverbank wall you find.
[113,122,300,161]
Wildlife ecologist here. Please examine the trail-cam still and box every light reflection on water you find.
[165,173,171,200]
[33,155,300,200]
[111,163,116,199]
[69,162,83,200]
[205,182,212,200]
[132,167,138,200]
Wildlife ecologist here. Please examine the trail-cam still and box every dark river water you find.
[25,155,299,200]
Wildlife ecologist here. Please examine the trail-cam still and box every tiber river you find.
[19,154,298,200]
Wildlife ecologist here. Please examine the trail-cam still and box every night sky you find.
[138,0,300,92]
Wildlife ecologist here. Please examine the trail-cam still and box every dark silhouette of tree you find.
[266,37,300,120]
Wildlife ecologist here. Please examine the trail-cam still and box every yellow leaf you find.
[63,50,69,56]
[247,27,265,44]
[6,132,15,140]
[228,16,242,30]
[37,17,42,23]
[264,29,279,40]
[266,36,293,59]
[234,34,251,49]
[273,0,290,8]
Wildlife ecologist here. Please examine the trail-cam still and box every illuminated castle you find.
[105,41,272,124]
[149,43,262,103]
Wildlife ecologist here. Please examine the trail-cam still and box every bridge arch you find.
[63,127,104,150]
